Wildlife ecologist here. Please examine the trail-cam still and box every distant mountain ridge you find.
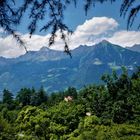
[0,40,140,98]
[126,44,140,53]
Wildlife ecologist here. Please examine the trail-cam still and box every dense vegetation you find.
[0,67,140,140]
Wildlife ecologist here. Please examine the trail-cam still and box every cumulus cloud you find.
[107,31,140,47]
[0,16,139,58]
[0,35,25,58]
[46,17,119,50]
[69,17,118,48]
[0,33,51,58]
[0,17,118,58]
[75,17,118,35]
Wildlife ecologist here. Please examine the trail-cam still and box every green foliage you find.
[2,89,14,110]
[48,87,77,106]
[47,101,85,133]
[0,116,16,140]
[16,86,48,107]
[16,88,33,106]
[48,91,64,106]
[16,106,49,139]
[64,87,78,99]
[1,108,19,123]
[2,89,13,104]
[0,68,140,139]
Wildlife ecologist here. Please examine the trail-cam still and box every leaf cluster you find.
[0,67,140,139]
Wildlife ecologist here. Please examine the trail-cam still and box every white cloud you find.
[0,17,118,58]
[51,17,118,50]
[0,35,25,58]
[107,31,140,47]
[0,34,50,58]
[75,17,118,35]
[23,34,50,51]
[0,17,140,58]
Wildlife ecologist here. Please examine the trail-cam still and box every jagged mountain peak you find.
[126,44,140,53]
[16,41,140,62]
[0,41,140,95]
[99,39,111,45]
[132,44,140,47]
[97,40,119,48]
[39,46,52,52]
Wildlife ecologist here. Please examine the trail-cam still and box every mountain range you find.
[0,40,140,98]
[126,44,140,53]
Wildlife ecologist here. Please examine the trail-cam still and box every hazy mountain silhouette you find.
[0,40,140,97]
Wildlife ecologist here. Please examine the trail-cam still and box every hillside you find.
[0,40,140,96]
[126,44,140,53]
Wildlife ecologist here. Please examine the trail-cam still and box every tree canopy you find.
[0,68,140,139]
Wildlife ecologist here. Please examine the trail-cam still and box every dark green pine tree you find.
[16,88,32,106]
[36,86,48,105]
[2,89,13,104]
[2,89,15,110]
[65,87,78,99]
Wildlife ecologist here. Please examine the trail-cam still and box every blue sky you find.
[17,0,127,34]
[0,0,140,58]
[55,1,126,31]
